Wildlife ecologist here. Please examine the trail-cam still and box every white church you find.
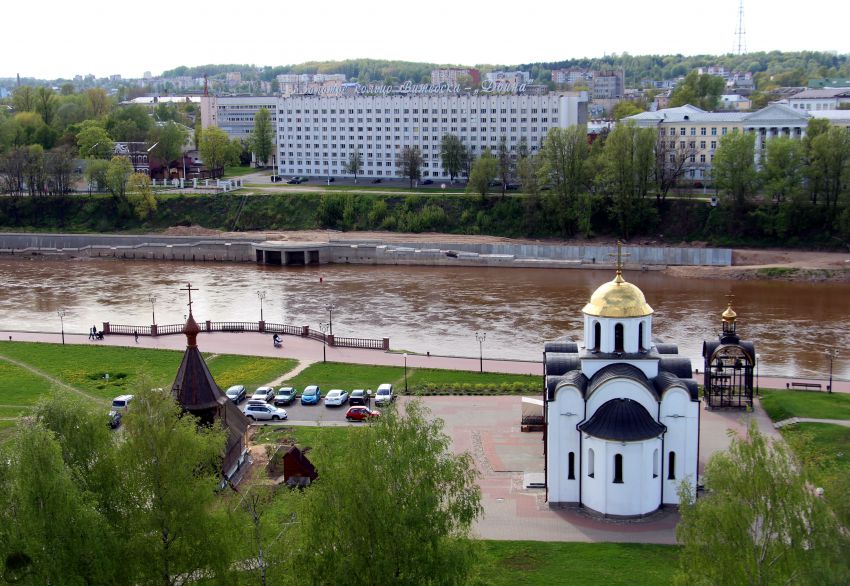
[544,260,700,517]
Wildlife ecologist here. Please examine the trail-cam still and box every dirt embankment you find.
[160,226,850,282]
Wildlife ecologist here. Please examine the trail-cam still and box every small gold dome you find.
[582,273,654,318]
[722,303,737,323]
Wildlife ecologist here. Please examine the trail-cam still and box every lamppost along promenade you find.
[149,295,157,325]
[403,353,408,393]
[825,348,839,393]
[476,332,486,374]
[57,308,66,345]
[256,290,266,322]
[325,303,336,336]
[319,322,328,363]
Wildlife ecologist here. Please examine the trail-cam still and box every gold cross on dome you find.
[608,241,631,276]
[725,293,735,308]
[179,283,199,314]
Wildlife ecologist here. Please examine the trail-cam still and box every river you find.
[2,257,848,379]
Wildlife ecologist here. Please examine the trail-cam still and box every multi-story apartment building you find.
[202,89,587,179]
[430,68,481,86]
[592,70,625,100]
[485,71,531,85]
[551,68,593,85]
[625,103,850,181]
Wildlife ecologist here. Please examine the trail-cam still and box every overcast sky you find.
[5,0,848,80]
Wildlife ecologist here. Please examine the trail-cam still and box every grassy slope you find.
[760,389,850,421]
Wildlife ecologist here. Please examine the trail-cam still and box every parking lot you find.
[238,394,384,427]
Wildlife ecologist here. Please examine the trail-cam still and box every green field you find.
[478,541,679,585]
[280,361,540,393]
[760,389,850,421]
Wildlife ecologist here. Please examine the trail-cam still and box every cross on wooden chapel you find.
[180,283,199,316]
[608,240,631,277]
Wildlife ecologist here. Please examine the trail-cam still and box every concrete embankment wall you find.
[0,232,260,262]
[329,241,732,267]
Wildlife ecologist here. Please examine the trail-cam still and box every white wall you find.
[660,387,700,504]
[583,314,653,354]
[547,385,584,503]
[580,437,662,516]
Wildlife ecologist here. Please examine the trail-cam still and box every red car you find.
[345,406,381,421]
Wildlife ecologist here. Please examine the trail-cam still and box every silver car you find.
[244,404,288,421]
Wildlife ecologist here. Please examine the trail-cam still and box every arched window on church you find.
[653,448,659,478]
[614,323,624,352]
[568,452,575,480]
[638,322,645,352]
[667,451,676,480]
[593,322,601,351]
[588,448,595,478]
[613,454,623,484]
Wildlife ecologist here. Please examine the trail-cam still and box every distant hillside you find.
[162,52,850,88]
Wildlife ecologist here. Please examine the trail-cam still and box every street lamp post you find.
[403,353,408,393]
[475,332,486,374]
[57,308,66,345]
[825,348,839,393]
[755,353,761,396]
[256,290,266,322]
[325,303,336,336]
[149,295,157,325]
[319,322,328,363]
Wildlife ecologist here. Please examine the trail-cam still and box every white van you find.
[111,395,134,412]
[374,383,394,406]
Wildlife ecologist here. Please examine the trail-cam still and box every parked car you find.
[286,177,300,184]
[349,389,371,406]
[374,383,394,406]
[225,385,247,403]
[345,406,381,421]
[324,389,349,407]
[274,386,297,406]
[327,177,335,182]
[298,176,309,183]
[301,385,321,405]
[421,179,434,185]
[107,410,122,429]
[371,178,382,184]
[270,175,283,183]
[111,395,134,413]
[245,404,288,421]
[251,387,275,402]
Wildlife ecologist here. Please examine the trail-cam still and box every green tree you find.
[440,133,467,183]
[45,145,76,195]
[344,148,363,183]
[250,107,274,167]
[84,88,110,118]
[119,387,234,584]
[466,148,498,197]
[199,126,237,178]
[676,423,850,585]
[807,126,850,216]
[397,145,423,188]
[611,101,644,120]
[712,131,758,208]
[601,122,657,238]
[538,126,590,236]
[104,155,133,202]
[669,71,725,111]
[291,400,481,585]
[11,86,36,112]
[76,121,114,159]
[35,87,57,127]
[84,158,109,193]
[106,104,152,142]
[761,136,805,203]
[497,136,512,196]
[127,172,158,219]
[149,121,188,175]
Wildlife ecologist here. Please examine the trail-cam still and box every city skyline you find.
[4,0,849,80]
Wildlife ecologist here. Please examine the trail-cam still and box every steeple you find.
[721,295,737,337]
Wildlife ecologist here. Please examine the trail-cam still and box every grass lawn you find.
[223,166,262,178]
[0,342,297,404]
[282,361,540,393]
[251,423,356,447]
[479,541,679,585]
[760,389,850,421]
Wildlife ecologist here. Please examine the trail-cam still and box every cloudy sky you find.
[5,0,847,79]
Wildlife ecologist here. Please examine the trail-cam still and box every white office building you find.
[203,90,587,179]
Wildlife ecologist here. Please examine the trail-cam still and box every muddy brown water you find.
[2,258,848,379]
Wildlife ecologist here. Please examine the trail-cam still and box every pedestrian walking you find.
[88,326,95,340]
[134,330,139,343]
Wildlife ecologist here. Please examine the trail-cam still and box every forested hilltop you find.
[161,51,850,87]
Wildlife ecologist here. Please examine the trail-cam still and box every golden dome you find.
[582,273,654,318]
[721,302,737,323]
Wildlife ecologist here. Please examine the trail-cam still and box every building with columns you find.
[544,259,700,517]
[625,103,850,181]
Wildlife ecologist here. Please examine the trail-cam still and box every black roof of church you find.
[578,398,667,441]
